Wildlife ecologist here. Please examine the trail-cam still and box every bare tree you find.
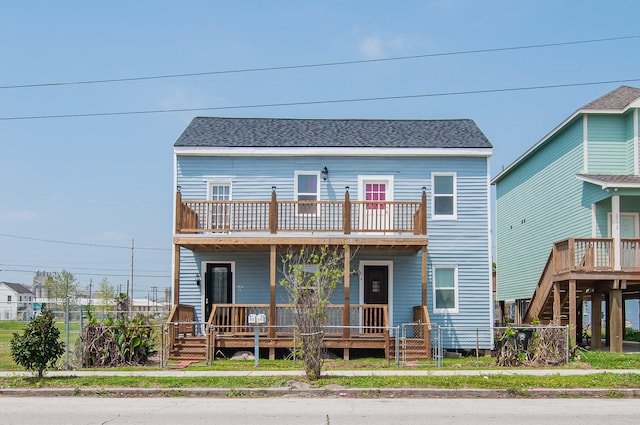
[280,245,348,380]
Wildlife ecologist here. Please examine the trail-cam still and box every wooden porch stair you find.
[170,336,207,361]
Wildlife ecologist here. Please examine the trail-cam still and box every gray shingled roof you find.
[577,174,640,188]
[1,282,33,294]
[174,117,492,149]
[581,86,640,111]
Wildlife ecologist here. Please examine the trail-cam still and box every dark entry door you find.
[204,263,232,321]
[363,265,388,305]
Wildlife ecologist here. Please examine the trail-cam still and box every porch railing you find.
[175,189,427,235]
[207,303,389,337]
[553,238,640,272]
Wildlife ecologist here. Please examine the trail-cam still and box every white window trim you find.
[357,175,395,202]
[432,264,459,314]
[294,171,321,215]
[358,260,393,326]
[205,179,233,201]
[431,172,457,220]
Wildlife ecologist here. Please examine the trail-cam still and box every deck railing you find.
[175,189,427,235]
[553,238,640,272]
[207,303,388,337]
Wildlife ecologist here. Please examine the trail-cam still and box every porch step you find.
[390,338,431,361]
[170,336,207,361]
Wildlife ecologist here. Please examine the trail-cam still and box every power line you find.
[1,35,638,90]
[0,268,170,278]
[1,77,640,121]
[0,233,170,251]
[0,263,169,274]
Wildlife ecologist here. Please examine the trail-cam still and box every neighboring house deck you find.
[170,117,493,361]
[493,86,640,352]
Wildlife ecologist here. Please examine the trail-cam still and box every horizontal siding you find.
[587,114,632,175]
[496,119,590,301]
[176,154,491,338]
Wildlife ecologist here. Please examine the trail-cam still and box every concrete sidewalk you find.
[1,368,639,398]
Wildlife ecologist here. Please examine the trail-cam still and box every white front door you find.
[358,176,393,232]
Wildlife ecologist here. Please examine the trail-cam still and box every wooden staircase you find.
[170,336,207,361]
[524,250,557,323]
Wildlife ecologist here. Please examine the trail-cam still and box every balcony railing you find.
[175,189,427,235]
[553,238,640,272]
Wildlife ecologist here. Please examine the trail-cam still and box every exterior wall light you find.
[321,167,329,181]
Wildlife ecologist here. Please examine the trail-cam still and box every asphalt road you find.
[2,397,640,425]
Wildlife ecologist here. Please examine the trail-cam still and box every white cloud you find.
[357,33,415,59]
[93,230,129,242]
[0,204,42,223]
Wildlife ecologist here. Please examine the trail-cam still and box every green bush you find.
[81,313,156,367]
[10,306,65,378]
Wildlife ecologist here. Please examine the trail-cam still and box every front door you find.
[204,263,232,321]
[362,265,389,331]
[364,265,389,305]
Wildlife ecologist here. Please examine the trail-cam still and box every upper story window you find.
[432,173,457,220]
[295,171,320,215]
[433,265,458,313]
[7,295,11,302]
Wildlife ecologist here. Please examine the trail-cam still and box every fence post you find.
[64,298,70,370]
[395,326,400,367]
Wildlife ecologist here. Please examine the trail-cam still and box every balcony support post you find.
[569,279,577,344]
[343,189,351,234]
[591,293,602,349]
[342,245,351,339]
[173,245,180,305]
[175,190,182,233]
[609,287,623,352]
[269,245,276,339]
[421,189,427,235]
[421,246,428,307]
[269,188,278,234]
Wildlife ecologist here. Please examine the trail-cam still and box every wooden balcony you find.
[173,189,428,252]
[525,238,640,352]
[552,238,640,278]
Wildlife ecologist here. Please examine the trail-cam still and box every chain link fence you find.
[0,301,167,370]
[1,303,569,370]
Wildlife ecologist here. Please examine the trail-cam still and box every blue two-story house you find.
[170,117,493,361]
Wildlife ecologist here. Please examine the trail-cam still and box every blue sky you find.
[2,1,640,300]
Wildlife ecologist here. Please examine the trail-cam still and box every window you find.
[365,182,386,210]
[433,266,458,313]
[7,295,11,302]
[432,173,456,219]
[295,171,320,215]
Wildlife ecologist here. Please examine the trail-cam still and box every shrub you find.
[10,306,65,379]
[81,313,156,367]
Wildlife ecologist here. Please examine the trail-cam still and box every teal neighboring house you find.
[169,117,494,361]
[492,86,640,352]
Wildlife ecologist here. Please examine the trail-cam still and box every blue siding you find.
[176,153,491,348]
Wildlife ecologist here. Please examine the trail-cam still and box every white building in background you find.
[0,281,35,321]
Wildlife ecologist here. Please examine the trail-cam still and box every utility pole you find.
[129,238,134,314]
